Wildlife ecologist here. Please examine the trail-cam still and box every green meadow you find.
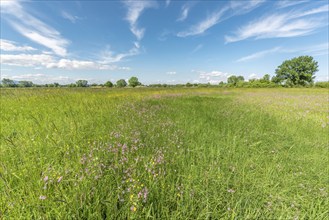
[0,88,328,219]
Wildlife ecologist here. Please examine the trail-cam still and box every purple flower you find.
[39,195,47,200]
[43,176,49,182]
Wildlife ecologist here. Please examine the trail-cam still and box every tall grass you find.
[0,87,328,219]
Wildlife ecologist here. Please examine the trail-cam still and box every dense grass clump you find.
[0,88,328,219]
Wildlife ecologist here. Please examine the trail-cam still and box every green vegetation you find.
[0,87,328,219]
[104,81,113,88]
[274,55,318,86]
[128,77,141,87]
[227,75,244,86]
[116,79,128,88]
[76,80,89,87]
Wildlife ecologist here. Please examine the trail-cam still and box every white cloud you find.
[46,59,116,70]
[275,0,309,9]
[177,7,227,37]
[177,0,265,37]
[1,1,69,56]
[230,0,265,15]
[292,4,329,18]
[61,11,81,23]
[0,39,36,51]
[248,73,259,80]
[123,0,157,40]
[100,43,140,63]
[177,4,191,22]
[196,70,231,84]
[0,53,130,70]
[0,53,55,67]
[166,71,176,75]
[225,5,328,43]
[236,47,281,62]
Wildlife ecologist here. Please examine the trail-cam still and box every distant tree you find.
[237,76,244,82]
[275,56,318,86]
[186,82,193,87]
[262,74,271,82]
[104,81,113,87]
[116,79,127,87]
[227,75,244,86]
[2,78,16,87]
[91,83,98,87]
[54,82,60,87]
[128,76,141,87]
[76,80,88,87]
[18,81,33,87]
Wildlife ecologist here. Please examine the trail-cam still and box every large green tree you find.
[2,78,16,87]
[128,76,141,87]
[76,80,88,87]
[227,75,244,86]
[116,79,127,87]
[104,81,113,87]
[275,56,318,86]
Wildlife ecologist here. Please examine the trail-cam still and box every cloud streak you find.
[123,0,156,40]
[236,47,281,62]
[1,1,69,56]
[177,0,265,37]
[61,11,81,23]
[225,4,329,43]
[275,0,309,9]
[0,39,36,51]
[236,42,328,62]
[177,4,191,22]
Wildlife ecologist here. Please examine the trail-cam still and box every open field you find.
[0,88,328,219]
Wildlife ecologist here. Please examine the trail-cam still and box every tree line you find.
[1,77,142,88]
[1,56,328,88]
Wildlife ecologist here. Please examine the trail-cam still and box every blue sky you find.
[0,0,328,84]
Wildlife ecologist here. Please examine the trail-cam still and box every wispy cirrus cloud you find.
[236,47,281,62]
[61,11,81,23]
[275,0,309,9]
[0,39,36,51]
[225,4,329,43]
[100,42,140,63]
[1,1,69,56]
[177,7,227,37]
[177,0,265,37]
[177,4,192,22]
[236,42,328,62]
[123,0,157,40]
[229,0,266,15]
